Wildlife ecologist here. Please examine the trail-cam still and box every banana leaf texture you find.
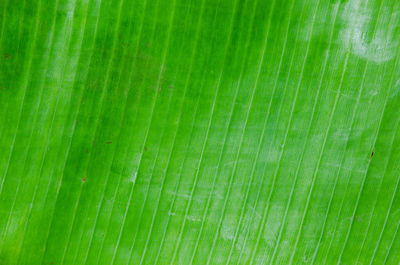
[1,0,400,264]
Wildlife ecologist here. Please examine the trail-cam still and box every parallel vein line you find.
[137,4,196,264]
[223,0,263,263]
[0,0,59,252]
[80,0,150,263]
[295,51,350,265]
[355,37,400,265]
[39,0,105,261]
[15,1,78,264]
[246,0,299,263]
[58,0,127,262]
[111,1,178,264]
[268,0,321,263]
[202,0,280,263]
[180,0,245,263]
[368,50,400,265]
[151,1,207,263]
[336,4,386,264]
[168,3,227,264]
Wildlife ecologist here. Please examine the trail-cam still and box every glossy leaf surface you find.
[1,0,400,264]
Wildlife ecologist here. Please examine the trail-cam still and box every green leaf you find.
[1,0,400,264]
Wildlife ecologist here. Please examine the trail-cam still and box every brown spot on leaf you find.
[4,53,13,60]
[106,141,112,144]
[82,177,86,183]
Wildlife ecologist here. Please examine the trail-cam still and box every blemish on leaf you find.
[106,141,112,144]
[82,177,86,183]
[3,53,13,60]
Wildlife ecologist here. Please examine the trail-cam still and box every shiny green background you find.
[1,0,400,264]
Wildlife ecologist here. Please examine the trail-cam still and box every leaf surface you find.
[1,0,400,264]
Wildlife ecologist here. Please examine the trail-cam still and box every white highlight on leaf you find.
[340,0,398,63]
